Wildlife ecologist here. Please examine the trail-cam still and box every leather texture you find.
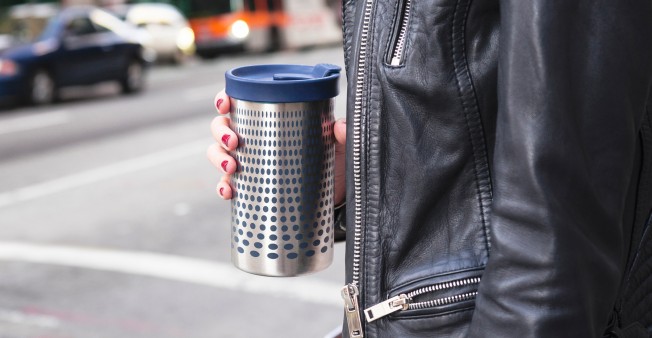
[340,0,652,337]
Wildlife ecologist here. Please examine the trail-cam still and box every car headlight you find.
[0,59,18,77]
[229,20,249,40]
[176,27,195,53]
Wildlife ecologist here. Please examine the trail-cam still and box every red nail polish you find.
[216,98,223,109]
[219,187,224,196]
[221,134,231,146]
[221,160,228,172]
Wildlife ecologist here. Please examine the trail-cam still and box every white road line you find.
[0,139,209,208]
[0,242,342,307]
[0,308,61,328]
[0,110,71,135]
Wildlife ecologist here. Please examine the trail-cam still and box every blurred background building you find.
[0,0,342,104]
[0,0,342,59]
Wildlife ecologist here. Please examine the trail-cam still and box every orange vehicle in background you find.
[186,0,341,58]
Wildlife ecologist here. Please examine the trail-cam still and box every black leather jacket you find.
[338,0,652,337]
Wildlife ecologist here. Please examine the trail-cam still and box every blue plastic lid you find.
[225,64,341,103]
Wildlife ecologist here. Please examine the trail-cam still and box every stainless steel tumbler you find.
[225,64,341,277]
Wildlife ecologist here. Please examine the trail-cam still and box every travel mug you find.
[225,63,341,277]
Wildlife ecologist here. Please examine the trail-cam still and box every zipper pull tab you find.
[341,283,364,338]
[363,294,409,322]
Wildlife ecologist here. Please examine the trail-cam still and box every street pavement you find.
[0,46,348,338]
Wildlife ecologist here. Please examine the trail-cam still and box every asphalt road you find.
[0,46,348,338]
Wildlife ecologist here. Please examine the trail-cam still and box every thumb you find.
[334,118,347,145]
[333,118,346,206]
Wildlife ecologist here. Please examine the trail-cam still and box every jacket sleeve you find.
[468,1,652,337]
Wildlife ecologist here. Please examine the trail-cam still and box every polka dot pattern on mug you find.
[230,100,335,264]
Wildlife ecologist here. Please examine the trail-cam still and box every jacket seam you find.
[626,265,652,319]
[342,0,355,75]
[363,1,381,336]
[451,0,492,255]
[622,111,652,298]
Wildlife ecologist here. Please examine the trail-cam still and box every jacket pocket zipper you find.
[363,277,481,322]
[388,0,412,66]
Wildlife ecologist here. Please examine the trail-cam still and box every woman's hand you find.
[207,90,347,206]
[206,90,238,199]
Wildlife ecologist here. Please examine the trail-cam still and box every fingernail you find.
[216,98,224,110]
[339,118,346,125]
[219,187,224,196]
[221,160,228,172]
[221,134,231,147]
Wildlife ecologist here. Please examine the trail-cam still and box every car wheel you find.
[196,50,219,59]
[120,60,144,94]
[29,70,57,105]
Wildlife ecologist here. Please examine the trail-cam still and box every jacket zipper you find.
[389,0,412,66]
[363,277,481,322]
[340,0,375,336]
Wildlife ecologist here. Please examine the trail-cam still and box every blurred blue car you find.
[0,4,151,105]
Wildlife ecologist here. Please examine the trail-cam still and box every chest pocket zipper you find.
[388,0,413,66]
[364,277,481,322]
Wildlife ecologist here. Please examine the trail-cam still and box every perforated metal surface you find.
[230,99,335,276]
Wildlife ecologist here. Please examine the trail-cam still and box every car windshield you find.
[127,5,184,26]
[0,4,58,43]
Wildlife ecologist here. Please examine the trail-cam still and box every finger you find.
[211,116,238,150]
[214,89,231,115]
[334,118,347,145]
[206,143,237,174]
[333,118,346,206]
[217,175,233,200]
